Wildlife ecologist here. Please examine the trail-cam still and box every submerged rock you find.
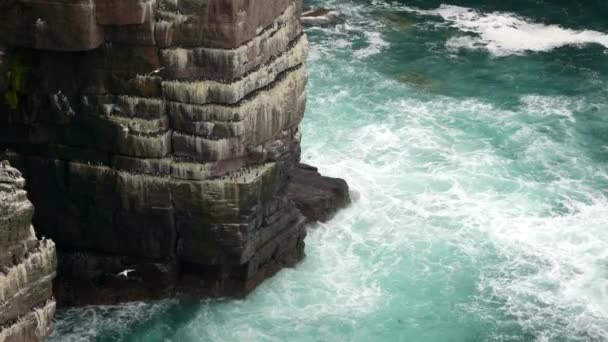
[301,8,343,27]
[0,163,57,341]
[398,71,440,89]
[379,11,417,31]
[288,164,350,223]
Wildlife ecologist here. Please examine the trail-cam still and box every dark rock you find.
[0,0,350,311]
[54,251,178,306]
[288,163,350,223]
[0,47,9,93]
[0,0,104,51]
[301,8,343,27]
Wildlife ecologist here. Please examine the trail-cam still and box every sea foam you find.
[353,31,390,59]
[48,1,608,340]
[400,4,608,56]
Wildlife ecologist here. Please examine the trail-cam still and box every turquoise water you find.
[50,1,608,341]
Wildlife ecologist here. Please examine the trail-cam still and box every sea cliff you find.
[0,0,348,312]
[0,163,56,341]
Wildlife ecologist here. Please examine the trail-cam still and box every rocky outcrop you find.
[288,164,350,223]
[0,0,315,306]
[301,8,343,27]
[0,162,57,341]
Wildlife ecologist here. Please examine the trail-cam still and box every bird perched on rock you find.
[117,269,135,278]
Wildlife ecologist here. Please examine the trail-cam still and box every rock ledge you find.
[288,163,350,223]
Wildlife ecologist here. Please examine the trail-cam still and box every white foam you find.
[400,4,608,56]
[303,1,389,60]
[520,95,582,123]
[49,301,171,341]
[354,31,390,59]
[302,81,608,340]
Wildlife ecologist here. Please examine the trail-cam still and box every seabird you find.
[120,124,129,137]
[117,269,135,278]
[147,67,165,76]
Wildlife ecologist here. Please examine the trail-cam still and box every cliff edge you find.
[0,0,349,308]
[0,162,57,342]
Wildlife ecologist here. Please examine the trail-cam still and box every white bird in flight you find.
[117,269,135,278]
[147,67,164,76]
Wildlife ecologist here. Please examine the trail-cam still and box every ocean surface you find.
[50,1,608,341]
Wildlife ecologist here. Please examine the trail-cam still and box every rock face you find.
[0,162,57,342]
[0,0,318,306]
[288,164,350,223]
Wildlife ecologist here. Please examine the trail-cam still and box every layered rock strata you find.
[0,0,313,305]
[0,163,57,341]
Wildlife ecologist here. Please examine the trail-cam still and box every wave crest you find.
[402,4,608,56]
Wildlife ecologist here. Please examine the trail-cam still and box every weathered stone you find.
[0,301,55,342]
[155,0,297,49]
[82,95,167,119]
[0,0,350,310]
[0,0,104,51]
[162,34,308,105]
[288,164,351,222]
[169,65,308,158]
[0,241,56,325]
[112,156,172,176]
[103,2,157,46]
[0,163,57,340]
[77,44,162,83]
[0,204,34,248]
[96,0,156,26]
[116,130,172,158]
[172,162,287,264]
[178,214,306,298]
[160,3,302,81]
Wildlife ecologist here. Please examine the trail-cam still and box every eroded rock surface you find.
[288,164,350,223]
[0,162,57,341]
[0,0,349,307]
